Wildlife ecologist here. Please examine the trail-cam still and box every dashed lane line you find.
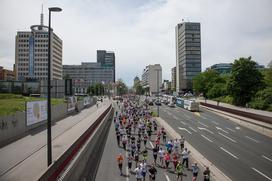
[218,132,237,143]
[211,120,219,125]
[178,127,192,135]
[201,134,213,143]
[164,172,171,181]
[226,127,235,132]
[149,141,154,149]
[245,136,260,143]
[262,155,272,162]
[180,121,187,125]
[198,127,214,135]
[198,122,209,128]
[215,126,229,134]
[251,167,272,181]
[189,126,197,132]
[220,147,239,159]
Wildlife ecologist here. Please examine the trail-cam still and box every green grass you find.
[0,94,65,116]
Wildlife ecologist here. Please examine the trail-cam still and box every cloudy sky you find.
[1,0,272,86]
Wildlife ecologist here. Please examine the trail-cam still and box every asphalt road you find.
[96,102,204,181]
[153,104,272,181]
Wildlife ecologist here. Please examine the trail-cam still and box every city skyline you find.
[1,0,272,86]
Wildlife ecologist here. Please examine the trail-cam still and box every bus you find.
[184,100,199,111]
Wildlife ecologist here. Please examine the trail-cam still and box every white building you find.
[15,11,62,81]
[141,64,162,96]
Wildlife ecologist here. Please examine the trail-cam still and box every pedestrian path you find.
[0,100,110,181]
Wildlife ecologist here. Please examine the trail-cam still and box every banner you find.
[67,96,77,112]
[83,96,91,106]
[26,100,47,126]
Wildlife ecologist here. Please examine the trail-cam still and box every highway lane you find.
[153,104,272,181]
[96,102,204,181]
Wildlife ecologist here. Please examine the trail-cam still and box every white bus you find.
[183,100,199,111]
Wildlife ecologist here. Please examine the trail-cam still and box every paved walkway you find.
[197,99,272,117]
[0,100,110,181]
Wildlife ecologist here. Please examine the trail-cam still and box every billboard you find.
[26,100,47,126]
[83,96,91,106]
[67,96,77,112]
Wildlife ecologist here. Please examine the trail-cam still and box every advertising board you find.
[26,100,47,126]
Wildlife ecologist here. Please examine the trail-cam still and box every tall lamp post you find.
[155,69,161,117]
[47,7,62,166]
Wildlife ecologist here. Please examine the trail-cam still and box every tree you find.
[134,81,144,95]
[193,69,226,98]
[116,79,128,96]
[227,57,264,106]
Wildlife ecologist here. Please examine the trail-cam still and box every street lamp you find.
[155,69,161,117]
[47,6,62,166]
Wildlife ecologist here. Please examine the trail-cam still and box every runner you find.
[180,136,185,151]
[174,138,180,154]
[172,152,178,170]
[134,149,140,167]
[152,146,159,165]
[164,152,171,169]
[122,134,128,150]
[127,153,133,173]
[142,148,148,162]
[176,161,184,181]
[116,153,124,176]
[158,147,165,166]
[191,162,199,180]
[181,148,190,168]
[140,161,147,181]
[134,165,143,181]
[203,166,210,181]
[116,129,120,146]
[148,163,157,181]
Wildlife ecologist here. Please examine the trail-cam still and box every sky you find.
[0,0,272,86]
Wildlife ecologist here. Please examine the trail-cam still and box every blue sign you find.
[28,35,34,77]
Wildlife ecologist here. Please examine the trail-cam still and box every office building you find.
[15,10,62,81]
[171,66,176,91]
[206,63,232,74]
[176,22,201,92]
[97,50,115,82]
[0,66,15,80]
[63,61,114,94]
[141,64,162,96]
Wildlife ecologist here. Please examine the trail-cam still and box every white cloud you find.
[0,0,272,86]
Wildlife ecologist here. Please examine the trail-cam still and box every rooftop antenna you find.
[40,4,44,26]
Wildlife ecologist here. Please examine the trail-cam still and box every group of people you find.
[114,97,210,181]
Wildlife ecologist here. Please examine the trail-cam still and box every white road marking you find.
[198,127,214,134]
[215,127,229,134]
[262,155,272,162]
[184,114,191,119]
[251,167,272,181]
[226,127,235,132]
[189,127,197,132]
[235,126,240,130]
[201,134,213,142]
[198,122,209,127]
[211,120,219,125]
[149,141,154,149]
[180,121,187,125]
[178,127,192,134]
[245,136,259,143]
[164,172,171,181]
[218,132,237,143]
[220,147,239,159]
[173,115,179,120]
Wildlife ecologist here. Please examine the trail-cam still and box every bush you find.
[249,88,272,111]
[213,95,233,104]
[207,83,227,99]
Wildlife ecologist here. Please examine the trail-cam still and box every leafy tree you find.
[207,83,227,99]
[134,81,144,95]
[227,57,264,106]
[262,68,272,88]
[249,87,272,110]
[116,79,128,96]
[193,69,226,98]
[87,83,104,95]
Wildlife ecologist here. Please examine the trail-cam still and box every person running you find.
[152,146,159,165]
[143,134,148,148]
[162,130,167,143]
[116,129,121,146]
[164,152,171,169]
[158,147,165,166]
[148,163,157,181]
[116,153,124,176]
[134,149,140,167]
[134,165,143,181]
[142,148,148,162]
[176,161,184,181]
[180,136,185,151]
[122,135,128,150]
[174,138,180,154]
[181,148,190,168]
[172,152,178,170]
[203,166,210,181]
[127,153,133,173]
[191,162,199,180]
[140,161,147,181]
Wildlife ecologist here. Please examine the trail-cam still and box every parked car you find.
[155,100,161,106]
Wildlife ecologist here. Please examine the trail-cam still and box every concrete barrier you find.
[38,104,113,181]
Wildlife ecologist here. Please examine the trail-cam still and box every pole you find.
[157,69,160,117]
[47,10,52,166]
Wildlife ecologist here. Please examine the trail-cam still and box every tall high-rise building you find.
[141,64,162,96]
[176,22,201,92]
[97,50,115,82]
[15,10,62,81]
[171,66,176,91]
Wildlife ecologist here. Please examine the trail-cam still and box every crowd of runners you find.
[114,97,211,181]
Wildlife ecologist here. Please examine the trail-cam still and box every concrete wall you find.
[0,98,96,147]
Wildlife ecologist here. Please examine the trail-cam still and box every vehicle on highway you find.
[168,102,175,108]
[176,98,184,108]
[184,100,199,111]
[149,101,154,106]
[155,100,161,106]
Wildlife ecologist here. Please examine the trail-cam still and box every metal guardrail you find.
[200,102,272,124]
[38,105,112,181]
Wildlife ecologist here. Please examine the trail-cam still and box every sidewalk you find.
[197,99,272,117]
[0,100,110,181]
